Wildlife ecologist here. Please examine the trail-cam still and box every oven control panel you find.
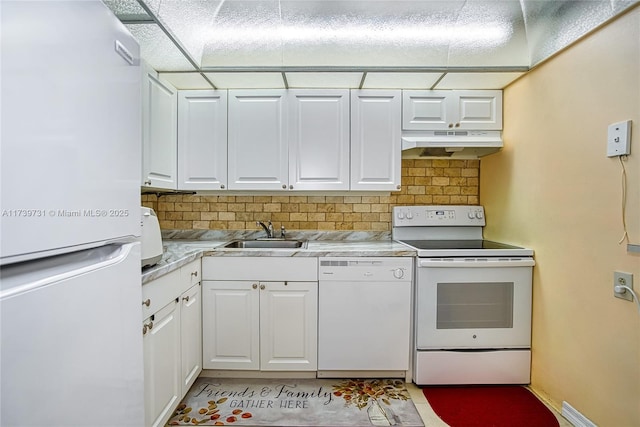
[393,205,486,227]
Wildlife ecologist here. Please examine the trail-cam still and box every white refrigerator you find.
[1,1,144,425]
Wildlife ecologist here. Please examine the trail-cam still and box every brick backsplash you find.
[142,159,479,231]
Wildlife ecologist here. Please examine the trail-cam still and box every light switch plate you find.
[607,120,631,157]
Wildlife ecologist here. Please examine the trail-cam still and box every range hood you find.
[401,130,503,159]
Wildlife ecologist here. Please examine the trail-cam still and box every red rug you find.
[422,386,560,427]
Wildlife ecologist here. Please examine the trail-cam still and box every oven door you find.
[416,257,534,349]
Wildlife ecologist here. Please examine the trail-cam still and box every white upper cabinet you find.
[228,90,288,190]
[402,90,502,131]
[288,90,350,191]
[177,91,228,190]
[351,90,402,191]
[142,62,178,189]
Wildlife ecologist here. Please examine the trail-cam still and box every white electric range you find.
[392,205,535,385]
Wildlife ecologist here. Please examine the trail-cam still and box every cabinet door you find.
[177,90,227,190]
[402,90,502,131]
[351,90,402,191]
[202,281,260,370]
[454,90,503,130]
[142,62,178,189]
[260,281,318,371]
[288,90,349,190]
[228,90,288,190]
[180,283,202,396]
[402,90,450,130]
[143,299,181,427]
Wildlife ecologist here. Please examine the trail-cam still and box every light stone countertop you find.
[141,236,416,284]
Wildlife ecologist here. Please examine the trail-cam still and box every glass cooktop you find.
[399,239,524,251]
[397,239,534,257]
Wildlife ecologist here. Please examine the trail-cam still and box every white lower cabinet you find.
[202,257,318,372]
[260,281,317,370]
[142,260,202,427]
[202,280,318,371]
[143,299,181,427]
[180,282,202,393]
[202,281,260,370]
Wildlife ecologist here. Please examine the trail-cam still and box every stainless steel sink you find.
[222,239,308,249]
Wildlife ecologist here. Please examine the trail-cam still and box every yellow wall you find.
[481,7,640,426]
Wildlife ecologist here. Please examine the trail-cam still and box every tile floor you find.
[405,383,574,427]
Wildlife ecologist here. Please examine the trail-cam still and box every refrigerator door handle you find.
[1,243,136,300]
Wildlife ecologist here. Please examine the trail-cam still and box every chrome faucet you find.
[256,220,274,238]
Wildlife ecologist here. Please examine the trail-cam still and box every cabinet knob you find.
[142,299,151,307]
[183,296,190,302]
[191,271,198,277]
[289,185,294,190]
[455,122,460,128]
[282,185,287,189]
[143,321,154,333]
[144,180,151,185]
[396,184,401,190]
[448,123,454,128]
[252,283,258,289]
[220,184,225,189]
[260,284,266,290]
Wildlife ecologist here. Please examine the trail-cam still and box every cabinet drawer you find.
[142,269,180,318]
[180,260,201,293]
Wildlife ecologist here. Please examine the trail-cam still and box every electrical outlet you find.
[607,120,632,157]
[613,271,634,301]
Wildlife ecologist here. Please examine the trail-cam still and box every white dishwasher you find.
[317,257,413,377]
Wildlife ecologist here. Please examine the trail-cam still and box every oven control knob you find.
[475,211,484,219]
[397,212,405,219]
[468,211,475,219]
[392,268,405,279]
[406,211,413,219]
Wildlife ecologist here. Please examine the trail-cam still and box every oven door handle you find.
[419,259,535,268]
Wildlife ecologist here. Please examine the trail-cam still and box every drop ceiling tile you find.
[126,23,195,71]
[204,72,285,89]
[435,72,526,89]
[279,0,457,67]
[147,0,228,65]
[103,0,151,21]
[159,73,213,90]
[199,1,284,67]
[522,0,616,66]
[446,0,529,67]
[362,73,443,89]
[285,72,362,88]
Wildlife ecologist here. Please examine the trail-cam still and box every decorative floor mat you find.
[168,378,424,426]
